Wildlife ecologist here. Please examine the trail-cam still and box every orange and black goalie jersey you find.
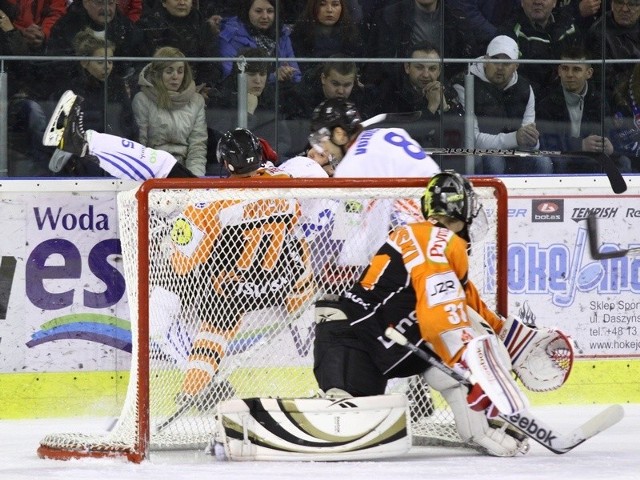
[342,217,503,375]
[168,167,315,325]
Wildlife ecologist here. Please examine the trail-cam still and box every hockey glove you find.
[499,316,574,392]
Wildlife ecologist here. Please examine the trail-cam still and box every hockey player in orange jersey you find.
[168,129,315,406]
[314,171,574,456]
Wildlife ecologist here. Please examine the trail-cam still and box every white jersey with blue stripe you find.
[335,128,440,178]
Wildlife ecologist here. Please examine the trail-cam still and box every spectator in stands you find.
[290,0,364,74]
[283,57,378,153]
[585,0,640,97]
[1,1,52,176]
[557,0,602,33]
[3,0,67,102]
[364,0,476,84]
[447,0,517,50]
[452,35,552,174]
[10,0,66,52]
[219,0,302,84]
[0,2,27,55]
[498,0,582,96]
[199,0,304,25]
[284,57,376,120]
[46,0,145,99]
[378,41,465,148]
[50,28,139,177]
[208,47,292,168]
[610,63,640,171]
[137,0,222,91]
[0,2,29,91]
[536,45,632,173]
[132,47,208,176]
[118,0,142,23]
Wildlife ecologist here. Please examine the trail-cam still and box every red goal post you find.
[37,177,508,463]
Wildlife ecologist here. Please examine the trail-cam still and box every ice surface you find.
[1,404,638,480]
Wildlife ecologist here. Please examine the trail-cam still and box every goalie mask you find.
[421,170,486,244]
[217,128,263,175]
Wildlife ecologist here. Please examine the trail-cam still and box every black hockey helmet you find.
[421,170,480,226]
[310,98,362,136]
[216,128,263,174]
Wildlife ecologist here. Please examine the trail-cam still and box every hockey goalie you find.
[214,171,574,460]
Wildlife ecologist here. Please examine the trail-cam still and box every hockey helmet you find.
[421,170,480,226]
[309,98,362,136]
[217,128,263,174]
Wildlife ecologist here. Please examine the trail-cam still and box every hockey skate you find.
[43,90,88,156]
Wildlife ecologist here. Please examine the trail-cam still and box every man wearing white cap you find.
[452,35,552,174]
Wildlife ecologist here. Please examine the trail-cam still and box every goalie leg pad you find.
[213,395,410,461]
[499,316,574,392]
[463,335,529,415]
[423,367,526,457]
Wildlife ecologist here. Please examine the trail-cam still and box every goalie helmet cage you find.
[37,177,508,463]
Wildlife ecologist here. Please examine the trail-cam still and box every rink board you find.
[1,359,639,418]
[1,177,640,419]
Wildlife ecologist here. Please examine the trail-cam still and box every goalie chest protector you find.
[213,394,410,461]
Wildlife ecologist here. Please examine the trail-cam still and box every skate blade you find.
[42,90,77,147]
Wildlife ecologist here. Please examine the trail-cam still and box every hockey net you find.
[38,177,508,462]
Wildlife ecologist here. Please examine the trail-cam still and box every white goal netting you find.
[38,177,507,462]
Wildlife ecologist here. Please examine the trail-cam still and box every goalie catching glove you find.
[498,315,574,392]
[465,307,574,392]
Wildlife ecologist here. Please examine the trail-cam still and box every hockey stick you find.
[361,111,422,128]
[155,401,192,434]
[384,327,624,454]
[156,281,322,435]
[425,149,627,194]
[586,214,640,259]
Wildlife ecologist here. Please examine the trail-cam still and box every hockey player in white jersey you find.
[279,146,332,178]
[303,98,442,274]
[308,98,441,178]
[43,91,203,179]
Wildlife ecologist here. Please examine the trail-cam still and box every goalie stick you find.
[425,148,627,195]
[384,327,624,454]
[586,214,640,259]
[361,111,422,128]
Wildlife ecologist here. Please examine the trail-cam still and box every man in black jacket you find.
[585,0,640,97]
[498,0,582,97]
[282,58,378,153]
[536,46,632,173]
[378,41,464,148]
[364,0,476,84]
